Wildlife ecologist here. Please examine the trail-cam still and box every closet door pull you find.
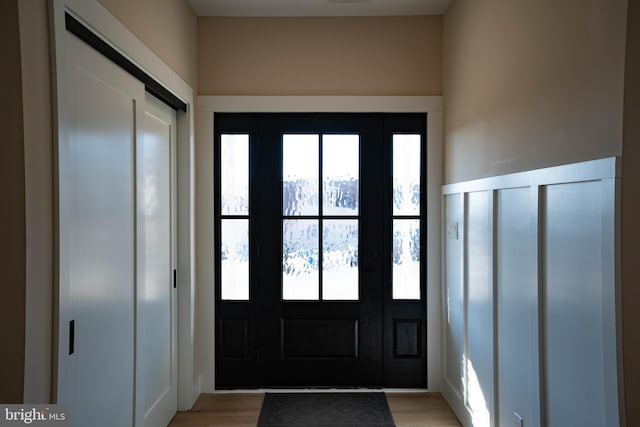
[69,320,75,355]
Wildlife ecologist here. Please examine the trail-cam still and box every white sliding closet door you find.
[137,93,177,427]
[58,31,144,427]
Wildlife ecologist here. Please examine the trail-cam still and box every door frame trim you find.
[49,0,198,411]
[197,95,443,392]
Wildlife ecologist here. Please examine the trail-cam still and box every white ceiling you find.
[188,0,453,17]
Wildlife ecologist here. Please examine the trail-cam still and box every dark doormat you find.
[257,392,396,427]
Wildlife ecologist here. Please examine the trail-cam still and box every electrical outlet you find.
[447,222,459,240]
[514,412,524,427]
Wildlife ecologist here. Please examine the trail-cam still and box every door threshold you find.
[212,388,431,394]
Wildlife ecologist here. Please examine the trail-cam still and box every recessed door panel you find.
[282,319,359,358]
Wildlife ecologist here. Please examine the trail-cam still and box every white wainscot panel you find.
[496,187,540,427]
[465,191,493,427]
[441,158,620,427]
[543,181,614,427]
[444,194,464,399]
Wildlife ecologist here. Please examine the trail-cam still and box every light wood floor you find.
[168,392,462,427]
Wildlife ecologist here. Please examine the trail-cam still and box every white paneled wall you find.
[496,187,540,427]
[465,192,494,427]
[444,194,464,400]
[441,158,622,427]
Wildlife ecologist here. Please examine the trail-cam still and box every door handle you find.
[249,347,262,363]
[365,249,378,272]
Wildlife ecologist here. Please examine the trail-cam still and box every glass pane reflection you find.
[392,219,420,300]
[283,135,319,216]
[323,220,358,300]
[283,220,319,300]
[221,219,249,300]
[393,134,421,216]
[323,135,359,216]
[221,134,249,215]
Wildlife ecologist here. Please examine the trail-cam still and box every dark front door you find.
[214,113,427,388]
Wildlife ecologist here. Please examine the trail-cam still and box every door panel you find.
[215,113,426,388]
[281,318,359,358]
[259,114,383,388]
[138,93,177,427]
[60,32,144,427]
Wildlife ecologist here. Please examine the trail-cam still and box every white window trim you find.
[197,95,443,392]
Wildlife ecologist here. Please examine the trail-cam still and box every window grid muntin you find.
[281,133,360,301]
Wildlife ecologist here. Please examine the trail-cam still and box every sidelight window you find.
[392,134,422,300]
[220,134,250,300]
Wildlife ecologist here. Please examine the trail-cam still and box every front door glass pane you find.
[283,219,319,300]
[323,135,359,215]
[322,219,359,300]
[283,135,319,216]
